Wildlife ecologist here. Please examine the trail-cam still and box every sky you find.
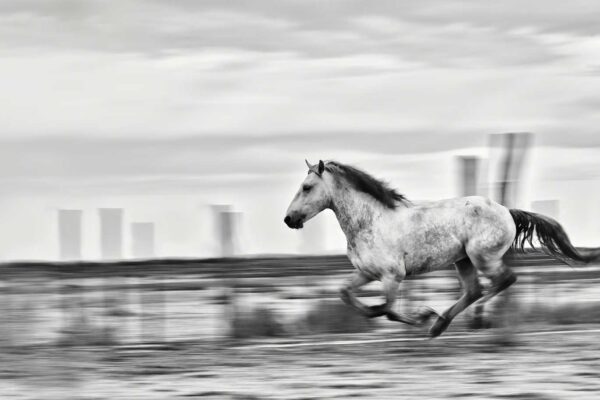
[1,1,600,260]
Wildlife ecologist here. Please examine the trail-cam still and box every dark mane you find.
[325,161,408,209]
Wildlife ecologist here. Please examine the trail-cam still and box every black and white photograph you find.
[1,1,600,399]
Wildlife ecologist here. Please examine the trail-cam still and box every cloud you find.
[0,1,599,148]
[4,130,600,183]
[0,133,476,179]
[0,0,587,66]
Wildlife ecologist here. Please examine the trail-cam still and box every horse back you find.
[401,196,514,274]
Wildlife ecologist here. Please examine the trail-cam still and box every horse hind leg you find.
[429,258,483,338]
[472,255,517,306]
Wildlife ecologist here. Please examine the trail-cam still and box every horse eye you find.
[302,185,312,192]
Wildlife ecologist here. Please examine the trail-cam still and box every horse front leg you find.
[339,271,381,318]
[379,274,438,326]
[339,272,403,320]
[340,271,437,325]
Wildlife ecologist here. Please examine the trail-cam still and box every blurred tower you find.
[212,205,239,257]
[490,133,532,208]
[458,156,479,197]
[131,222,155,259]
[99,208,123,260]
[58,209,82,261]
[219,210,236,257]
[471,133,532,331]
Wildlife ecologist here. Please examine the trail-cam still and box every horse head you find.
[284,159,331,229]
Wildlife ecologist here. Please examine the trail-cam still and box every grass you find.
[519,301,600,325]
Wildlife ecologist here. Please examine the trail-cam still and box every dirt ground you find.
[1,325,599,400]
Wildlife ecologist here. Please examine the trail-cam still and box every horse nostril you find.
[284,216,291,225]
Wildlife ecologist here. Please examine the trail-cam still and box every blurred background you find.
[1,1,600,261]
[2,1,600,399]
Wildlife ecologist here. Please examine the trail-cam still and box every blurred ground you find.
[1,327,600,399]
[0,253,599,399]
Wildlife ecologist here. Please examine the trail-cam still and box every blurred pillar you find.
[220,211,235,257]
[212,205,240,257]
[491,133,532,208]
[131,222,155,259]
[474,133,532,331]
[99,208,123,260]
[58,209,83,261]
[458,156,480,197]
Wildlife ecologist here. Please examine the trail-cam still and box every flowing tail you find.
[509,209,600,264]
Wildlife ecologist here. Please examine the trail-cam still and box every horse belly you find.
[404,234,465,275]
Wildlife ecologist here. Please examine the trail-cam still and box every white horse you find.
[284,160,600,337]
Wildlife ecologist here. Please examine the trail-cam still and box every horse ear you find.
[305,159,313,169]
[318,160,325,175]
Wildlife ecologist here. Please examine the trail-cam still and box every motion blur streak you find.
[2,1,600,399]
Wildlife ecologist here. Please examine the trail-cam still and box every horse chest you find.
[347,238,401,279]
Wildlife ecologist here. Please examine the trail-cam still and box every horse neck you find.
[330,186,382,243]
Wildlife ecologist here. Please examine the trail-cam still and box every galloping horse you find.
[284,160,600,337]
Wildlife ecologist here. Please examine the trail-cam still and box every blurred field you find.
[1,252,600,398]
[1,328,600,399]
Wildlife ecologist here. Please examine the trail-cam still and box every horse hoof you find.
[415,307,439,325]
[428,316,450,338]
[366,305,387,319]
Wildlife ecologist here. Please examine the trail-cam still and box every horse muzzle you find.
[284,214,305,229]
